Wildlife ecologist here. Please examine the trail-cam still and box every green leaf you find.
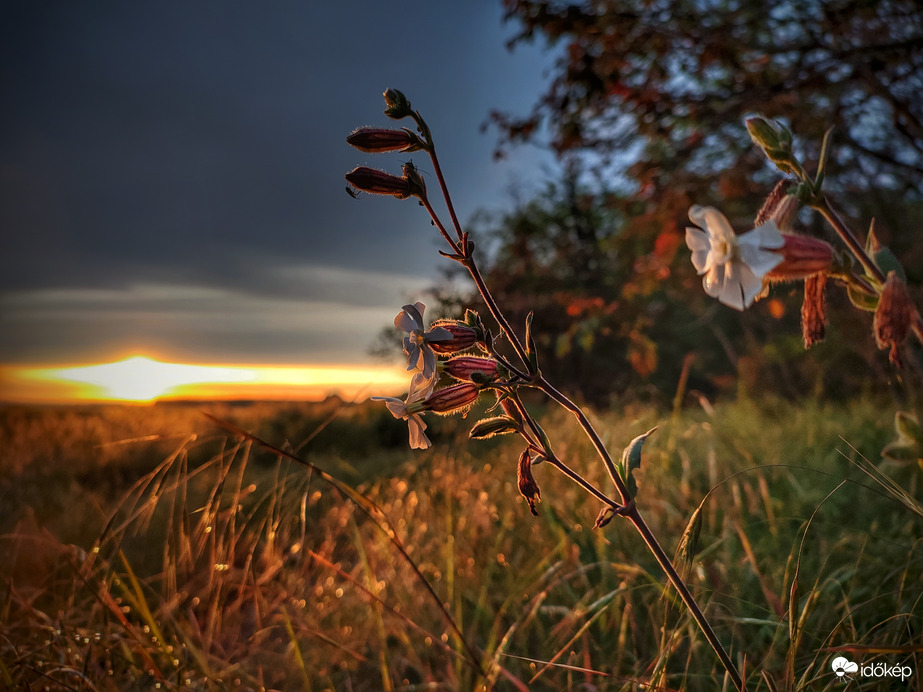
[847,284,879,312]
[872,245,906,282]
[618,427,657,500]
[895,411,922,442]
[882,441,921,463]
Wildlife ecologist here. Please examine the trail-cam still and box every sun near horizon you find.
[0,354,411,404]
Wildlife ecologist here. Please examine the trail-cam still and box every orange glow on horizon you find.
[0,355,411,404]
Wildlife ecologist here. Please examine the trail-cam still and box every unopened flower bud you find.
[428,321,480,354]
[766,234,834,281]
[517,449,541,516]
[442,356,499,382]
[801,273,827,348]
[423,382,481,416]
[755,181,785,223]
[500,397,524,427]
[383,88,413,119]
[345,166,412,198]
[874,271,916,367]
[746,116,795,172]
[347,127,423,153]
[770,194,800,231]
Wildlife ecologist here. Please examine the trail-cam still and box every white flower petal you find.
[407,414,431,449]
[685,228,711,274]
[394,303,425,333]
[689,205,735,244]
[407,372,435,402]
[738,222,784,276]
[735,263,765,305]
[714,262,764,310]
[714,275,747,310]
[370,396,408,419]
[703,265,726,297]
[751,220,786,249]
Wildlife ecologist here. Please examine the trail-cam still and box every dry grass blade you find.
[838,437,923,519]
[201,412,487,679]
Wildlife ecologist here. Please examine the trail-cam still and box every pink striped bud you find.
[766,234,834,280]
[423,382,481,416]
[428,321,480,354]
[442,356,499,382]
[347,127,423,153]
[345,166,412,198]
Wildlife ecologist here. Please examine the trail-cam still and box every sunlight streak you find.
[1,356,410,403]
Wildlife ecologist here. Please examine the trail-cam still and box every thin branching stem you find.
[812,196,884,284]
[535,376,631,504]
[536,378,742,688]
[379,102,743,688]
[423,149,533,370]
[418,195,463,256]
[624,505,742,690]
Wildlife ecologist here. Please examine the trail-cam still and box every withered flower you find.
[517,449,541,516]
[801,273,827,348]
[874,271,916,368]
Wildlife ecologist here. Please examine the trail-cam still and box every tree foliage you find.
[492,0,923,200]
[428,0,920,404]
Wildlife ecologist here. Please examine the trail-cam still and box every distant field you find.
[1,396,920,690]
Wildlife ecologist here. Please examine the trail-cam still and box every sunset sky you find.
[0,2,559,401]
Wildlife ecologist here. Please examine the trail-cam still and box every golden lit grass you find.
[0,396,920,690]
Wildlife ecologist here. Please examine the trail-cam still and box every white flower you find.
[685,205,785,310]
[395,302,452,380]
[371,373,434,449]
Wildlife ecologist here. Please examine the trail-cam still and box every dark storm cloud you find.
[0,1,557,363]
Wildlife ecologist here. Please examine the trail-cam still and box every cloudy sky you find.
[0,1,558,377]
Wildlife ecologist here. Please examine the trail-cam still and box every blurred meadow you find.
[2,394,920,690]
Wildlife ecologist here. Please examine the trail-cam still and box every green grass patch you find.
[0,396,920,690]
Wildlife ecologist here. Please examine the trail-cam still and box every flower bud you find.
[383,88,413,119]
[874,271,916,367]
[754,180,788,226]
[517,449,541,516]
[442,356,499,382]
[428,321,480,354]
[346,127,423,153]
[770,194,800,231]
[345,166,412,198]
[766,234,834,280]
[423,382,481,416]
[500,397,524,427]
[746,116,795,172]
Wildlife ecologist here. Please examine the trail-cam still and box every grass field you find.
[1,394,920,690]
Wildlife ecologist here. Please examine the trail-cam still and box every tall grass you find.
[1,396,920,690]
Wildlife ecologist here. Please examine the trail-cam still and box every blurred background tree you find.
[385,0,923,406]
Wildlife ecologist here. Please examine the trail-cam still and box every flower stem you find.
[812,196,884,284]
[624,503,743,690]
[409,110,741,688]
[540,379,742,686]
